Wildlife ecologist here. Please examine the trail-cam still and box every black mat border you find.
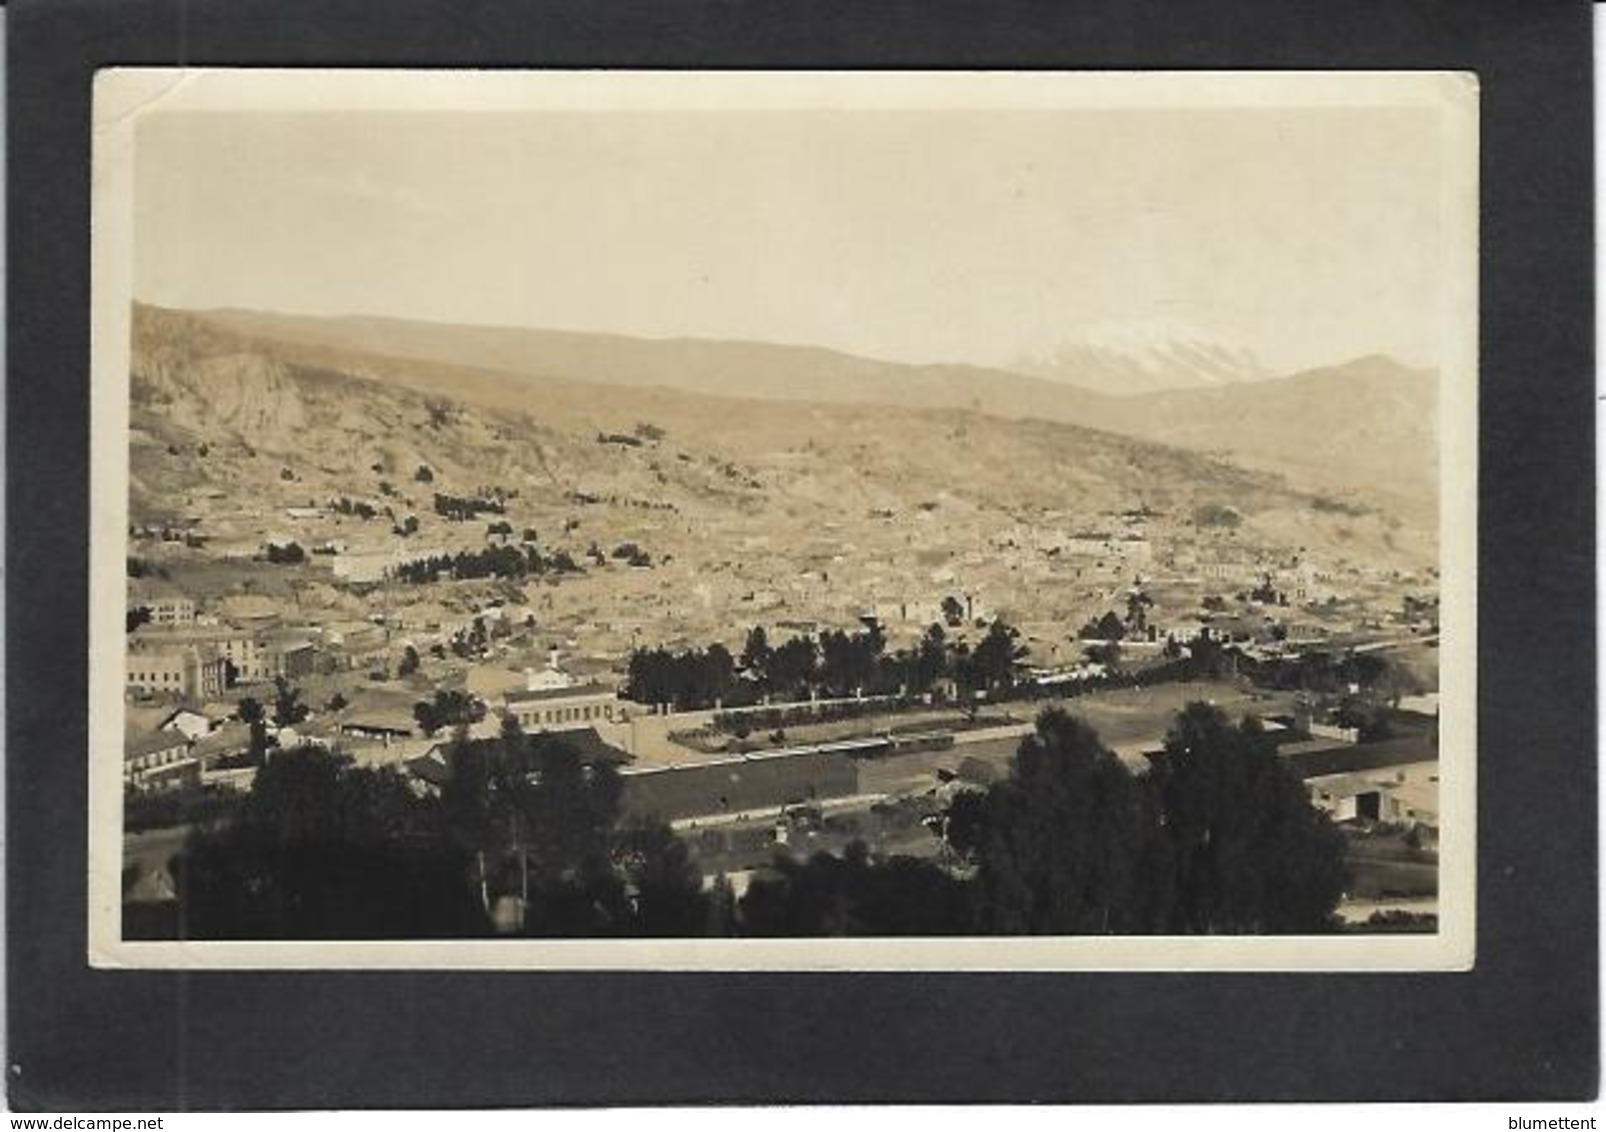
[7,0,1597,1110]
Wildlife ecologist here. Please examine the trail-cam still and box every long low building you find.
[620,746,859,823]
[124,730,200,792]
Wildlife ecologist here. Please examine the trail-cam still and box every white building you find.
[502,658,622,731]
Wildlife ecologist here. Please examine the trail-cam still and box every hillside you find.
[167,305,1437,508]
[128,304,1430,575]
[1095,357,1439,509]
[186,305,1113,426]
[131,305,1285,519]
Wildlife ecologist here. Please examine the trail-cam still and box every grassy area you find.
[1036,681,1289,746]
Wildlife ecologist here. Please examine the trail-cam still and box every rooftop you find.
[504,682,615,705]
[125,730,189,762]
[1280,734,1437,779]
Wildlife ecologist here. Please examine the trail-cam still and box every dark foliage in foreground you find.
[947,705,1350,935]
[738,705,1350,936]
[172,731,707,940]
[739,843,974,936]
[164,705,1350,939]
[175,749,487,939]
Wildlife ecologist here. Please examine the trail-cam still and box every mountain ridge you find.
[132,302,1437,508]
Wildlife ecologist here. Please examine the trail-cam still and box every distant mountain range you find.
[1011,320,1274,397]
[136,304,1438,508]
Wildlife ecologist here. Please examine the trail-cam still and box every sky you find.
[133,104,1452,374]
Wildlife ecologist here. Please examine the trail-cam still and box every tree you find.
[397,645,421,677]
[414,690,485,735]
[1083,641,1122,667]
[960,710,1149,934]
[964,618,1025,692]
[1079,610,1126,641]
[272,676,310,729]
[941,595,966,628]
[704,873,739,936]
[414,464,434,483]
[948,704,1349,936]
[438,726,699,938]
[1143,704,1349,933]
[614,820,708,936]
[767,635,818,698]
[1332,696,1393,742]
[738,843,972,936]
[740,626,772,684]
[818,628,880,697]
[238,697,270,765]
[1124,589,1154,633]
[912,623,950,693]
[172,747,489,939]
[126,606,152,633]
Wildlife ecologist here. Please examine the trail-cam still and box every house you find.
[1277,732,1437,780]
[323,621,390,669]
[190,722,252,768]
[404,727,630,796]
[504,681,621,731]
[336,688,420,743]
[126,640,228,700]
[260,630,320,679]
[124,731,199,792]
[157,706,219,743]
[129,580,197,627]
[502,659,622,730]
[131,623,276,684]
[1306,761,1439,826]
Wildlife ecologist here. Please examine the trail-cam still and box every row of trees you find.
[167,703,1350,938]
[393,545,582,585]
[432,491,506,521]
[1239,649,1420,699]
[330,497,379,521]
[626,620,1029,711]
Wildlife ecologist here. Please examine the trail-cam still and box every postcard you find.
[89,68,1478,969]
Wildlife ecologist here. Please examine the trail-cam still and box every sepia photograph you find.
[88,68,1478,969]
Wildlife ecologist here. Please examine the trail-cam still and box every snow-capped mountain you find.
[1011,320,1273,397]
